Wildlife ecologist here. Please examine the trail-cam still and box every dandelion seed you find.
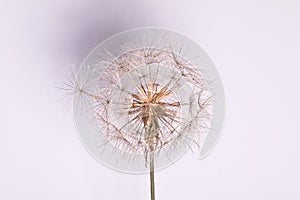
[66,28,225,200]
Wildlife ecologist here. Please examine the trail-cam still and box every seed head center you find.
[128,82,179,126]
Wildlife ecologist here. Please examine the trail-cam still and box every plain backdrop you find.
[1,0,300,199]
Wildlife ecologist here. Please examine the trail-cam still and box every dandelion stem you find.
[150,152,155,200]
[145,116,157,200]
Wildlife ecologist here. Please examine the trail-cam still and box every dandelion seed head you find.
[72,28,225,173]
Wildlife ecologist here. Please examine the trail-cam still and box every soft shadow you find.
[57,0,161,68]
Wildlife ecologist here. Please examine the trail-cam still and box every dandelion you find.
[65,28,225,200]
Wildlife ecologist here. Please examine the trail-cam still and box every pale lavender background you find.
[1,0,299,199]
